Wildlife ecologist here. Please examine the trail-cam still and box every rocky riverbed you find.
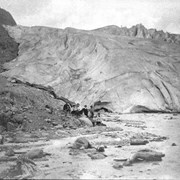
[0,113,179,179]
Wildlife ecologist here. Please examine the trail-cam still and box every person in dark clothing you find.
[63,103,71,116]
[71,103,81,117]
[71,104,76,115]
[81,105,88,117]
[88,105,95,126]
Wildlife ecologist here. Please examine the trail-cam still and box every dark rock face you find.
[0,8,18,72]
[0,8,16,26]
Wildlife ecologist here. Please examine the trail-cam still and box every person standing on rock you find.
[71,103,81,117]
[88,105,95,126]
[76,103,82,117]
[63,102,71,116]
[81,105,88,117]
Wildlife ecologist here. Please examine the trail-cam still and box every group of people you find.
[63,102,96,125]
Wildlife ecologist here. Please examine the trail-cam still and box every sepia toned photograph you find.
[0,0,180,179]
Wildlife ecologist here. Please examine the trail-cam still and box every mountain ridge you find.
[92,24,180,44]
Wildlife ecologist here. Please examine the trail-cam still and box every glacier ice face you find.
[2,25,180,113]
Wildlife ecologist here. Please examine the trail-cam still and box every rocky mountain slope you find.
[0,8,18,73]
[0,9,67,132]
[93,24,180,44]
[2,23,180,113]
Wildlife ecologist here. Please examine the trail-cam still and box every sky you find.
[0,0,180,34]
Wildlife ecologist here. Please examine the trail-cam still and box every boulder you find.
[72,137,92,149]
[79,117,93,127]
[5,148,15,156]
[96,145,105,152]
[25,149,44,159]
[123,149,165,166]
[88,152,107,160]
[113,163,123,170]
[130,139,149,145]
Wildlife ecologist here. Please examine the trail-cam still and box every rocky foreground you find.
[0,113,179,179]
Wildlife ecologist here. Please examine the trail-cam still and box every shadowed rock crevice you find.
[129,105,175,114]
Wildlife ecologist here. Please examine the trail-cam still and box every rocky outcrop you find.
[1,24,180,113]
[93,24,180,44]
[0,8,18,72]
[0,8,16,26]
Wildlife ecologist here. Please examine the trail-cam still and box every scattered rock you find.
[56,130,69,136]
[28,119,33,123]
[96,121,107,126]
[63,124,67,128]
[30,134,40,138]
[113,158,127,162]
[123,160,133,166]
[45,105,53,114]
[55,124,63,129]
[69,149,83,156]
[69,125,77,130]
[150,136,167,142]
[7,122,16,131]
[25,149,44,160]
[45,119,51,123]
[172,143,177,146]
[96,145,105,152]
[0,135,4,144]
[0,125,5,133]
[88,152,107,160]
[51,121,58,126]
[15,155,38,179]
[22,121,29,132]
[115,145,122,148]
[79,117,93,127]
[5,148,15,156]
[72,137,92,149]
[113,163,123,170]
[123,149,165,166]
[130,139,149,145]
[41,126,47,131]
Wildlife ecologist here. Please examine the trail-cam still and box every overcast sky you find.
[1,0,180,34]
